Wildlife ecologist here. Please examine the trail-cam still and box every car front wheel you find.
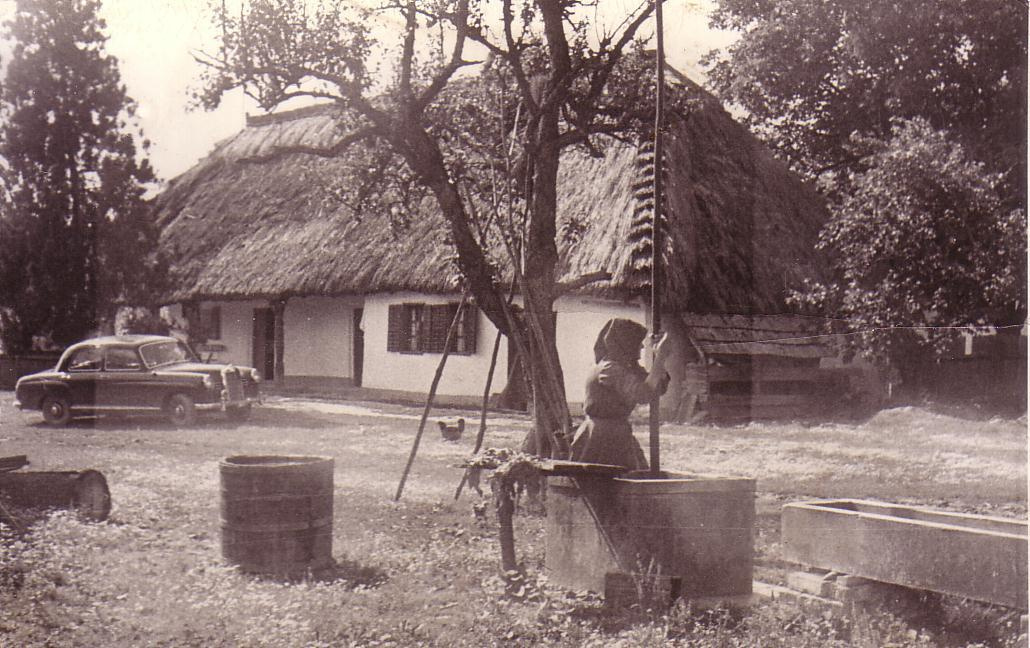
[225,404,252,423]
[166,393,197,427]
[41,394,72,426]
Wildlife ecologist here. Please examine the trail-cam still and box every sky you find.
[0,0,737,182]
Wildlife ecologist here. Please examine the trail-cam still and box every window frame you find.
[387,302,477,355]
[200,305,222,341]
[104,346,144,372]
[65,346,103,373]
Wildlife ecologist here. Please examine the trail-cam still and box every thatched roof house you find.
[152,75,836,414]
[155,75,828,313]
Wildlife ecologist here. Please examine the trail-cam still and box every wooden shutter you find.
[387,304,405,352]
[426,304,451,353]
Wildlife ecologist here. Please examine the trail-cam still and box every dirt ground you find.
[0,392,1026,647]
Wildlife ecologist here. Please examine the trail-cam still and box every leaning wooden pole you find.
[649,0,666,476]
[454,327,503,500]
[394,294,468,501]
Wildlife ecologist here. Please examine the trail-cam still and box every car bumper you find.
[14,399,24,411]
[195,396,261,412]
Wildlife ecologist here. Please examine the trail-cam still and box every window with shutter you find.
[386,301,477,354]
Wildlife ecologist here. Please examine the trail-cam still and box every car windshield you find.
[139,341,197,368]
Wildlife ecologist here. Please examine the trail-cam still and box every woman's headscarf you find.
[593,318,647,363]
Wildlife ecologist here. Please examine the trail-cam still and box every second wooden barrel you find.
[220,455,334,575]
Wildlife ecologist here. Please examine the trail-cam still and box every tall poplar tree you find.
[0,0,160,352]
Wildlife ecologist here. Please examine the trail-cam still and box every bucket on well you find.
[219,455,334,575]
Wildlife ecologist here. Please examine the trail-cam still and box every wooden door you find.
[352,308,364,387]
[252,308,275,380]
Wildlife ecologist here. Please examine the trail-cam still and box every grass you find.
[0,392,1025,647]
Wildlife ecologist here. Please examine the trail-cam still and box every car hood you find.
[15,369,60,384]
[156,362,256,376]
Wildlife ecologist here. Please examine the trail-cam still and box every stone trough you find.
[782,499,1028,610]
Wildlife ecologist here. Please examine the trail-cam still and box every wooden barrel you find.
[219,455,334,575]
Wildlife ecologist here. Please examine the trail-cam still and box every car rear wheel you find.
[166,393,197,427]
[41,394,72,426]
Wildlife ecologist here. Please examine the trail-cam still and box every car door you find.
[99,346,152,410]
[63,345,102,411]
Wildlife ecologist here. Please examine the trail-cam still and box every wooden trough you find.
[0,455,111,523]
[782,499,1028,610]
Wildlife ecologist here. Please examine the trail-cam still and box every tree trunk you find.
[518,87,570,459]
[393,101,573,460]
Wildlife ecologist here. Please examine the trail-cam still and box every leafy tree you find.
[195,0,675,456]
[707,0,1027,362]
[791,118,1026,365]
[0,0,160,353]
[706,0,1027,200]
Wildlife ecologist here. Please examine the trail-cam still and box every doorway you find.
[352,308,364,387]
[252,308,275,380]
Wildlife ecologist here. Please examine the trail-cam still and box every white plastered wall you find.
[361,292,509,396]
[203,300,266,368]
[197,298,360,378]
[283,296,359,378]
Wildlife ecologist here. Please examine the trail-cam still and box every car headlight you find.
[202,375,215,390]
[249,368,262,383]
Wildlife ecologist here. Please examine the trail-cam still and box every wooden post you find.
[494,481,518,572]
[649,0,666,476]
[272,297,286,383]
[394,294,469,501]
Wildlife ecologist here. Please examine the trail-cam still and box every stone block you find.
[787,570,836,597]
[751,580,845,617]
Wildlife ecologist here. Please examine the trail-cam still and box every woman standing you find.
[570,318,671,470]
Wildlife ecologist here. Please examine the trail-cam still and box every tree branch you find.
[399,0,417,101]
[554,271,612,297]
[414,0,472,112]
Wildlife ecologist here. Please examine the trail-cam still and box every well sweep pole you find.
[649,0,665,476]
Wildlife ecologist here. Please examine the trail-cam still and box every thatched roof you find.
[155,76,828,313]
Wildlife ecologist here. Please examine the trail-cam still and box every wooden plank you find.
[539,460,628,478]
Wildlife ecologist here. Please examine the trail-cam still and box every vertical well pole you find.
[649,0,665,476]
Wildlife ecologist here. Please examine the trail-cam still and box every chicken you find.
[438,418,465,441]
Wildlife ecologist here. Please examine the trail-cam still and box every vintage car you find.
[14,335,261,426]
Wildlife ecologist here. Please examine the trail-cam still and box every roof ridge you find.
[245,103,338,128]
